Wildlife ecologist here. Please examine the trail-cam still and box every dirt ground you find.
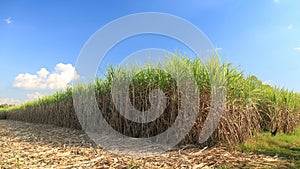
[0,120,293,169]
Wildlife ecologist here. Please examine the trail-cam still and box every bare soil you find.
[0,120,293,168]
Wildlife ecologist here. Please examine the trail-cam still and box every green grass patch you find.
[239,127,300,168]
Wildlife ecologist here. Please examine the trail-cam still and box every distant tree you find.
[0,104,15,109]
[0,104,8,108]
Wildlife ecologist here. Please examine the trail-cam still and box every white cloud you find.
[26,92,44,101]
[216,48,222,51]
[274,0,279,3]
[288,24,293,30]
[13,63,79,90]
[37,68,49,78]
[263,80,271,85]
[3,17,13,24]
[0,98,21,105]
[294,47,300,51]
[0,93,44,105]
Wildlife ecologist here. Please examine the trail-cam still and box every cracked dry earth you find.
[0,120,293,169]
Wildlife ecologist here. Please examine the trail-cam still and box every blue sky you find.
[0,0,300,104]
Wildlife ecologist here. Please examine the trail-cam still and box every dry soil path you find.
[0,120,293,168]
